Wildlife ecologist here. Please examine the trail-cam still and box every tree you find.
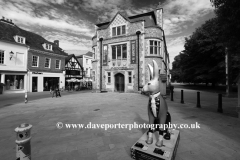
[210,0,240,90]
[171,18,225,85]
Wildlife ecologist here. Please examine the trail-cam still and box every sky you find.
[0,0,216,68]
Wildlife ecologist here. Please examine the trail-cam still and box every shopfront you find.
[0,71,27,93]
[29,72,64,92]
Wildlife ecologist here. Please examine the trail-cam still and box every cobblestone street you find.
[0,91,240,160]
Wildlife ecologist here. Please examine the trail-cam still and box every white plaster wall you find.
[0,41,28,71]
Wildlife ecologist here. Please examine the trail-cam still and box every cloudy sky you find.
[0,0,215,68]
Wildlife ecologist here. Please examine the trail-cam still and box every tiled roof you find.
[0,20,68,56]
[96,10,157,30]
[85,51,93,57]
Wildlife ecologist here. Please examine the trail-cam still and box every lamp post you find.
[9,51,14,60]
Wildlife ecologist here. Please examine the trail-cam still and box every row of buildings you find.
[0,17,93,93]
[0,5,170,95]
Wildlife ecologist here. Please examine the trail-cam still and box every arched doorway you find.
[115,73,125,92]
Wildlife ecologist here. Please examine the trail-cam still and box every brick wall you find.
[28,50,66,73]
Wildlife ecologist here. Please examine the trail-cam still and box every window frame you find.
[15,35,25,44]
[45,43,52,51]
[128,71,132,84]
[55,59,61,69]
[112,43,127,60]
[112,25,126,37]
[44,57,51,68]
[107,72,111,83]
[0,50,4,64]
[149,40,161,55]
[32,55,39,67]
[86,59,88,64]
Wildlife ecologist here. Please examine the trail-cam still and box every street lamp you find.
[9,51,14,60]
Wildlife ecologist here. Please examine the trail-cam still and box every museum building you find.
[92,6,170,94]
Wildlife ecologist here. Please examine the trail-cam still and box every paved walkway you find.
[0,92,240,160]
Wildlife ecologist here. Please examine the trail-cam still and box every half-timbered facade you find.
[92,6,170,94]
[65,54,84,83]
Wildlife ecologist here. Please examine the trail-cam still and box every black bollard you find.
[196,92,201,108]
[171,87,174,101]
[181,90,184,104]
[218,94,223,113]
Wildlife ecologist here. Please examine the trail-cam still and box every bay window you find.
[150,40,161,55]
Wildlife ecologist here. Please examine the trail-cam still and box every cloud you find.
[42,31,92,51]
[0,0,94,37]
[162,0,214,36]
[79,0,134,22]
[166,36,187,68]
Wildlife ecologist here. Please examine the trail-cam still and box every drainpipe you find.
[99,38,103,91]
[136,31,141,91]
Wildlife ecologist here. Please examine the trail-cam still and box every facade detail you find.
[65,54,84,84]
[76,51,93,81]
[92,6,170,94]
[0,17,68,93]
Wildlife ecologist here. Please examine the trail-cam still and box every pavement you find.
[0,90,240,160]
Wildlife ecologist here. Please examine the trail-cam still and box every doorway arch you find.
[115,73,125,92]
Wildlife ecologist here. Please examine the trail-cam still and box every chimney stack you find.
[54,40,59,47]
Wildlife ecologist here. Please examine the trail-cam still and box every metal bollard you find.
[196,92,201,108]
[25,91,28,103]
[170,87,174,101]
[181,90,184,104]
[218,94,223,113]
[15,123,32,160]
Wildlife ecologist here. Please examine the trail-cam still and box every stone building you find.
[92,6,170,94]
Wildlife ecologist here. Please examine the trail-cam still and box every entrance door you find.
[115,73,125,92]
[32,77,38,92]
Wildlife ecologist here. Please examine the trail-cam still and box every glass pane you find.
[158,41,160,47]
[154,41,157,46]
[154,46,157,54]
[159,47,161,55]
[150,40,153,45]
[150,46,153,54]
[112,27,116,36]
[117,45,121,59]
[112,46,116,59]
[122,25,126,34]
[108,72,110,76]
[129,77,132,83]
[122,44,127,59]
[117,26,121,35]
[128,71,131,76]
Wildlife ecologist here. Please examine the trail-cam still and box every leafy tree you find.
[171,18,225,85]
[210,0,240,86]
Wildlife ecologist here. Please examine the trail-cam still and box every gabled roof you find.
[85,51,93,57]
[96,10,157,30]
[0,20,68,56]
[65,54,83,70]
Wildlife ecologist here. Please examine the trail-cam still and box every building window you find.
[150,40,161,55]
[45,44,52,51]
[112,25,126,37]
[55,60,60,69]
[32,55,38,67]
[45,58,51,68]
[112,44,127,60]
[107,72,111,83]
[86,68,88,76]
[86,59,88,64]
[92,71,95,81]
[0,50,4,64]
[128,71,132,83]
[15,36,25,44]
